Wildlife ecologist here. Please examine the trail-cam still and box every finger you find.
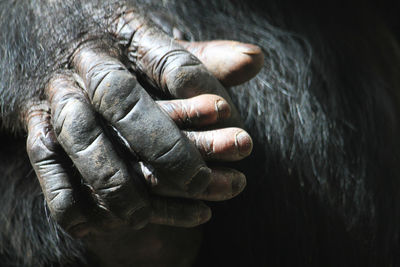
[46,73,150,228]
[26,104,90,237]
[71,43,211,195]
[149,197,211,227]
[184,128,253,161]
[112,11,243,127]
[157,94,231,129]
[178,40,264,87]
[197,168,246,201]
[150,167,246,202]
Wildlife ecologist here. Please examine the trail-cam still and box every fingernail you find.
[231,172,247,197]
[235,131,253,156]
[216,99,231,120]
[186,166,212,196]
[234,43,262,55]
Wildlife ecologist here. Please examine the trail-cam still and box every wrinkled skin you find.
[22,8,264,238]
[4,1,400,267]
[1,2,263,266]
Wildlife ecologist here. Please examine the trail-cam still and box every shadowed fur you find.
[1,0,400,266]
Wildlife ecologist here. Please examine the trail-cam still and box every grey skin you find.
[25,7,262,241]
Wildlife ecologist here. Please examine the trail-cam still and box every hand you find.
[23,8,263,237]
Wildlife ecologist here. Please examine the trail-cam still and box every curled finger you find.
[112,11,243,127]
[71,42,211,196]
[46,73,150,228]
[184,128,253,161]
[149,167,246,202]
[150,197,211,227]
[157,94,231,129]
[26,104,89,237]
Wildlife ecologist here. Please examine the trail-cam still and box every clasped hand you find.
[24,9,263,237]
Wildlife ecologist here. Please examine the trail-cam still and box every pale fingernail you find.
[234,43,262,55]
[236,131,253,156]
[216,99,231,120]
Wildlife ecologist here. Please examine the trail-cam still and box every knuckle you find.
[73,130,103,156]
[47,190,84,230]
[185,166,212,197]
[88,170,150,225]
[27,125,58,163]
[152,138,207,190]
[153,137,184,162]
[27,137,49,164]
[89,67,124,99]
[160,101,191,126]
[162,101,180,119]
[180,102,192,124]
[90,69,141,123]
[166,63,213,97]
[162,51,200,74]
[111,10,147,48]
[201,132,215,157]
[71,42,125,95]
[55,103,94,145]
[186,132,214,158]
[187,102,200,122]
[52,99,74,135]
[150,49,202,95]
[49,90,90,137]
[26,128,44,158]
[94,170,126,196]
[47,189,74,217]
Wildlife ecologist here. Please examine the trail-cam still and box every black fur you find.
[1,0,400,266]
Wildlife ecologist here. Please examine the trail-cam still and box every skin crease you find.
[73,43,262,266]
[67,14,262,266]
[18,6,264,267]
[21,4,264,239]
[0,0,264,263]
[2,1,400,267]
[26,64,260,267]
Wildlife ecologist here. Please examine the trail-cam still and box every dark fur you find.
[1,0,400,266]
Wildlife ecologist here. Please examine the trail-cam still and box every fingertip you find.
[235,131,253,157]
[216,98,231,121]
[231,171,247,198]
[233,42,263,55]
[194,168,246,201]
[180,40,264,86]
[222,42,264,87]
[198,203,212,224]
